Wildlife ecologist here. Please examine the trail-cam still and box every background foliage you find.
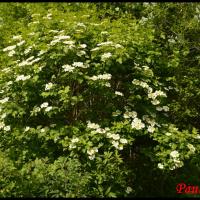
[0,2,200,197]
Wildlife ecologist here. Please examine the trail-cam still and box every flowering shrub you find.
[0,2,200,197]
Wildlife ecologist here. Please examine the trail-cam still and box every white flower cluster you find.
[18,56,41,67]
[16,75,31,82]
[45,82,54,91]
[101,52,112,61]
[156,106,169,112]
[39,102,52,112]
[3,45,16,52]
[169,150,183,170]
[87,147,98,160]
[0,97,9,104]
[131,118,145,130]
[123,111,137,119]
[115,91,124,96]
[69,137,79,149]
[97,41,113,46]
[87,121,128,150]
[50,34,71,46]
[12,35,22,40]
[106,132,128,150]
[142,115,156,133]
[0,122,11,132]
[72,62,88,68]
[62,64,75,72]
[88,73,112,81]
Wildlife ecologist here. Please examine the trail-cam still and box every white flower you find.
[63,40,75,45]
[50,39,60,46]
[45,82,53,91]
[111,134,120,140]
[163,106,169,112]
[131,118,145,130]
[54,35,70,40]
[38,50,46,56]
[1,113,7,119]
[3,45,16,52]
[24,126,30,132]
[156,107,163,111]
[187,144,195,153]
[106,132,113,138]
[62,64,75,72]
[87,148,98,155]
[90,47,100,51]
[97,41,113,46]
[165,132,172,136]
[99,74,112,80]
[0,97,9,104]
[123,111,137,119]
[16,75,31,81]
[112,140,119,148]
[17,40,25,46]
[72,62,84,68]
[69,144,76,149]
[24,47,32,54]
[195,135,200,139]
[115,91,124,96]
[4,125,11,131]
[41,128,45,133]
[40,102,49,108]
[87,121,100,129]
[8,50,15,57]
[147,126,155,133]
[0,122,5,129]
[104,83,111,87]
[120,138,128,144]
[95,128,106,134]
[71,138,79,143]
[88,155,95,160]
[126,187,133,194]
[170,150,179,158]
[79,44,87,48]
[45,106,52,112]
[101,52,112,60]
[12,35,22,40]
[151,99,160,105]
[7,81,13,85]
[158,163,164,169]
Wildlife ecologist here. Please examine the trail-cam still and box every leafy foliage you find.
[0,2,200,197]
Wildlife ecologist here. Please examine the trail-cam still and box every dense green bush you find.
[0,2,200,197]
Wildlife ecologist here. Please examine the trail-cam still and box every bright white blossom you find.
[40,102,49,108]
[24,126,30,132]
[45,106,52,112]
[45,83,54,91]
[131,118,145,130]
[147,126,155,133]
[16,75,31,81]
[158,163,164,169]
[120,138,128,144]
[101,52,112,60]
[4,125,11,132]
[71,138,79,143]
[62,64,75,72]
[87,121,100,129]
[115,91,124,96]
[0,97,9,104]
[3,45,16,52]
[170,150,179,158]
